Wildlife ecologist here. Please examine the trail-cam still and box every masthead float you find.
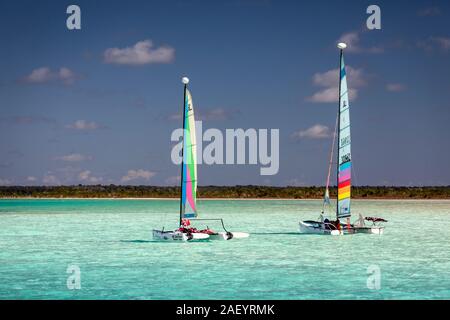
[298,43,387,235]
[152,77,249,241]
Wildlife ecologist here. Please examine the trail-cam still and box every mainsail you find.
[337,51,351,218]
[181,89,198,219]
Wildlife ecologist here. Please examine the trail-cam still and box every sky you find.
[0,0,449,187]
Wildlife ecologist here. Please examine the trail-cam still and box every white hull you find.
[298,221,325,235]
[354,226,384,235]
[298,221,384,236]
[152,230,209,241]
[207,232,250,241]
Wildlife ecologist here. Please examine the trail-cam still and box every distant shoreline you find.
[1,197,450,201]
[1,185,449,200]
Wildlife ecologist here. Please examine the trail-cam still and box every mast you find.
[336,43,346,220]
[179,77,189,226]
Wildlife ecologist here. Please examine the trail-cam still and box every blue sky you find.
[0,0,449,186]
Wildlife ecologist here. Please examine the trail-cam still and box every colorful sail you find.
[337,53,351,218]
[181,89,198,219]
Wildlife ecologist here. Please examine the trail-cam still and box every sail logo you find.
[341,136,350,146]
[341,154,351,163]
[171,121,279,175]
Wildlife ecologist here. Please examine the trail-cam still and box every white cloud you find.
[23,67,78,85]
[307,66,365,103]
[338,32,361,53]
[0,178,11,185]
[337,31,384,54]
[417,36,450,52]
[432,37,450,50]
[165,175,181,185]
[78,170,102,184]
[121,169,156,183]
[386,83,407,92]
[43,174,60,185]
[168,107,234,121]
[104,40,175,65]
[55,153,93,162]
[198,108,231,121]
[66,120,101,130]
[26,176,37,182]
[308,87,359,103]
[291,124,331,140]
[58,67,77,85]
[312,66,367,88]
[24,67,53,83]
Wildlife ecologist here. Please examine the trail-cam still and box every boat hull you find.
[207,232,250,241]
[152,230,209,241]
[299,221,333,235]
[353,226,384,235]
[298,221,384,235]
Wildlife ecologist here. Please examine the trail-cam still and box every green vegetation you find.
[1,185,449,199]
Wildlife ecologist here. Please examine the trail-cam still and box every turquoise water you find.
[0,199,449,300]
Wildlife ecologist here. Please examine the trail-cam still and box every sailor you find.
[181,218,191,227]
[335,219,341,230]
[179,218,192,233]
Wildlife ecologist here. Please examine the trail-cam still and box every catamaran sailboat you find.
[298,43,387,235]
[152,77,249,241]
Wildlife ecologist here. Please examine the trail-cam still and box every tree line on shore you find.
[1,185,449,199]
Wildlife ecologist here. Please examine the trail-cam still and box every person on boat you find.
[179,218,194,233]
[334,219,341,230]
[198,226,217,235]
[182,218,191,227]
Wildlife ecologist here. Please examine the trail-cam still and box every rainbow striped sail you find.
[337,53,351,218]
[181,89,197,219]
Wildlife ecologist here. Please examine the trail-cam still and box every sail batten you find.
[337,52,352,219]
[181,89,198,219]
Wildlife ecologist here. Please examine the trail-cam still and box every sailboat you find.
[152,77,249,241]
[298,43,387,235]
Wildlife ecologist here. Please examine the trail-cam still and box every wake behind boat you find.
[298,43,387,236]
[152,77,249,242]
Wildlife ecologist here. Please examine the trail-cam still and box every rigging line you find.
[326,111,339,189]
[323,110,339,214]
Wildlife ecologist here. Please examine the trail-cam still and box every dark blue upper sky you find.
[1,0,449,186]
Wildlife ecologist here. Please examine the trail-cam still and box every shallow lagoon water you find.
[0,199,449,299]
